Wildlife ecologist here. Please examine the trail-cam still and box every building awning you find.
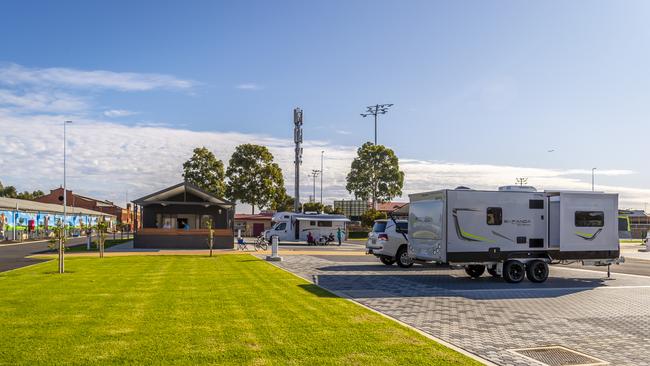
[0,197,115,217]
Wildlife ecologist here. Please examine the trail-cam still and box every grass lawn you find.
[0,255,479,365]
[65,238,133,252]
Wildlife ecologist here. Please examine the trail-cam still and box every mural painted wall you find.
[0,210,104,232]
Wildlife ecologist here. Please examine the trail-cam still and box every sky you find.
[1,0,650,212]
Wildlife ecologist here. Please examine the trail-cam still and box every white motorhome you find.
[408,186,622,283]
[264,212,350,242]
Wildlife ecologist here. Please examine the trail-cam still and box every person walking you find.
[336,227,343,246]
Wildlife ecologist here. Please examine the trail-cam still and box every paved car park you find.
[267,252,650,366]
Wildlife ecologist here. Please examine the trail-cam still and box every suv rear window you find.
[372,221,387,232]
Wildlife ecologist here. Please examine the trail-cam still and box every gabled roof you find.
[133,182,235,208]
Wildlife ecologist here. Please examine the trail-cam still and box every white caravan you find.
[408,186,622,283]
[264,212,349,242]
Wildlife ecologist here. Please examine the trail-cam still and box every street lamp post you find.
[360,104,393,145]
[60,120,72,274]
[591,168,596,192]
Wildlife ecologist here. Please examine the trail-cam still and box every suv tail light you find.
[378,233,389,241]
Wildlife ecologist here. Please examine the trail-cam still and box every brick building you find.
[34,187,134,229]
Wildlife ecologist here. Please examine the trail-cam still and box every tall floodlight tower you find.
[293,108,303,212]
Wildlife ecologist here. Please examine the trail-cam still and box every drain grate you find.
[510,346,608,366]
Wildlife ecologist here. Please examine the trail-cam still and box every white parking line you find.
[553,265,650,280]
[448,285,650,293]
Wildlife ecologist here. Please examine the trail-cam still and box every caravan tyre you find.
[380,256,395,266]
[503,260,525,283]
[465,265,486,278]
[526,260,549,283]
[396,247,414,268]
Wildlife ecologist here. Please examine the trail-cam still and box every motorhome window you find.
[396,222,408,234]
[575,211,604,227]
[275,223,286,230]
[317,221,332,227]
[529,200,544,209]
[372,221,387,232]
[486,207,502,225]
[309,221,316,226]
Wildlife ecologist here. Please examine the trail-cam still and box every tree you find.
[271,191,294,212]
[302,202,323,213]
[182,147,226,197]
[323,205,343,215]
[346,142,404,208]
[1,185,17,198]
[360,209,387,228]
[226,144,285,214]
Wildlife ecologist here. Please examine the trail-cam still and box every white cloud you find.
[0,89,87,113]
[0,63,194,91]
[0,113,648,211]
[103,109,137,118]
[335,129,352,135]
[235,83,262,91]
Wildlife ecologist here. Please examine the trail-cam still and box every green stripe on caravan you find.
[575,231,596,238]
[460,230,496,243]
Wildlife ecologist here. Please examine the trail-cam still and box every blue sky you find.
[1,1,649,210]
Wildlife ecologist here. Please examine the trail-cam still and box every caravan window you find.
[317,221,332,227]
[274,223,287,230]
[575,211,604,227]
[309,221,316,226]
[486,207,502,225]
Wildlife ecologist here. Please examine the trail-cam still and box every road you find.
[0,237,88,272]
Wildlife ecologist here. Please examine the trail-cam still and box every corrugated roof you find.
[0,197,115,217]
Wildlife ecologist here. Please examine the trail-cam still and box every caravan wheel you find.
[503,260,525,283]
[465,265,485,278]
[526,260,549,283]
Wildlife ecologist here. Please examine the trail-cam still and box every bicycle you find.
[254,235,269,251]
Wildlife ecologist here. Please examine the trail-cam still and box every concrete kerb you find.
[262,255,497,366]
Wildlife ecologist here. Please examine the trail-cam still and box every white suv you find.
[366,219,413,268]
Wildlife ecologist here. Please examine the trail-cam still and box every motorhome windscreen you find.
[409,200,443,240]
[575,211,604,227]
[372,221,387,232]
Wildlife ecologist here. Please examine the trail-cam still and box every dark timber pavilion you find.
[133,182,235,249]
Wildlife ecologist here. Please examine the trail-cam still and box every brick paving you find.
[265,254,650,366]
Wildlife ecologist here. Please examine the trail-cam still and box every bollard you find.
[265,235,283,262]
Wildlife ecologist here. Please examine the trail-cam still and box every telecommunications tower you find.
[293,108,303,212]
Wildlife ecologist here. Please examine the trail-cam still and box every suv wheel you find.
[395,247,413,268]
[380,256,395,266]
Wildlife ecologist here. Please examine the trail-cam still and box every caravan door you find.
[408,192,446,262]
[555,192,619,254]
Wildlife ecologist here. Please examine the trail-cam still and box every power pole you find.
[515,177,528,187]
[361,103,393,145]
[310,170,320,204]
[293,108,303,212]
[320,151,324,206]
[591,168,596,192]
[61,120,72,274]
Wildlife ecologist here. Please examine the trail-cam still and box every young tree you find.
[96,220,108,258]
[323,205,343,215]
[346,142,404,208]
[205,218,214,257]
[226,144,285,214]
[182,147,226,197]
